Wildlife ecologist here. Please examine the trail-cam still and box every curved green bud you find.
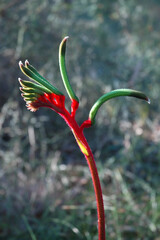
[23,96,37,102]
[25,60,52,85]
[22,93,39,98]
[59,36,79,102]
[20,87,44,95]
[19,61,63,95]
[89,89,150,125]
[18,78,52,93]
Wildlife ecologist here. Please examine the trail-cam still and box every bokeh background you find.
[0,0,160,239]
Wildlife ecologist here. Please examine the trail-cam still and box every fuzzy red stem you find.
[59,108,106,240]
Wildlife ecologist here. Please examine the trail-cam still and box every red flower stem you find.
[60,108,106,240]
[85,153,106,240]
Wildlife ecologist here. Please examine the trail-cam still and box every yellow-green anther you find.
[59,36,79,102]
[19,61,63,95]
[89,89,150,125]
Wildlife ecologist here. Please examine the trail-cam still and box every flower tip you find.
[64,36,69,41]
[19,61,23,67]
[62,36,69,43]
[147,98,151,104]
[18,77,22,82]
[25,59,29,66]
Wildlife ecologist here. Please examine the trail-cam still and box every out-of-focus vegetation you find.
[0,0,160,239]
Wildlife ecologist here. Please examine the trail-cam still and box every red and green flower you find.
[18,36,150,240]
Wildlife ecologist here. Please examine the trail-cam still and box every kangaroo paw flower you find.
[18,61,65,113]
[18,37,150,240]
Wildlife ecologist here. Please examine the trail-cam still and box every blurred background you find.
[0,0,160,239]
